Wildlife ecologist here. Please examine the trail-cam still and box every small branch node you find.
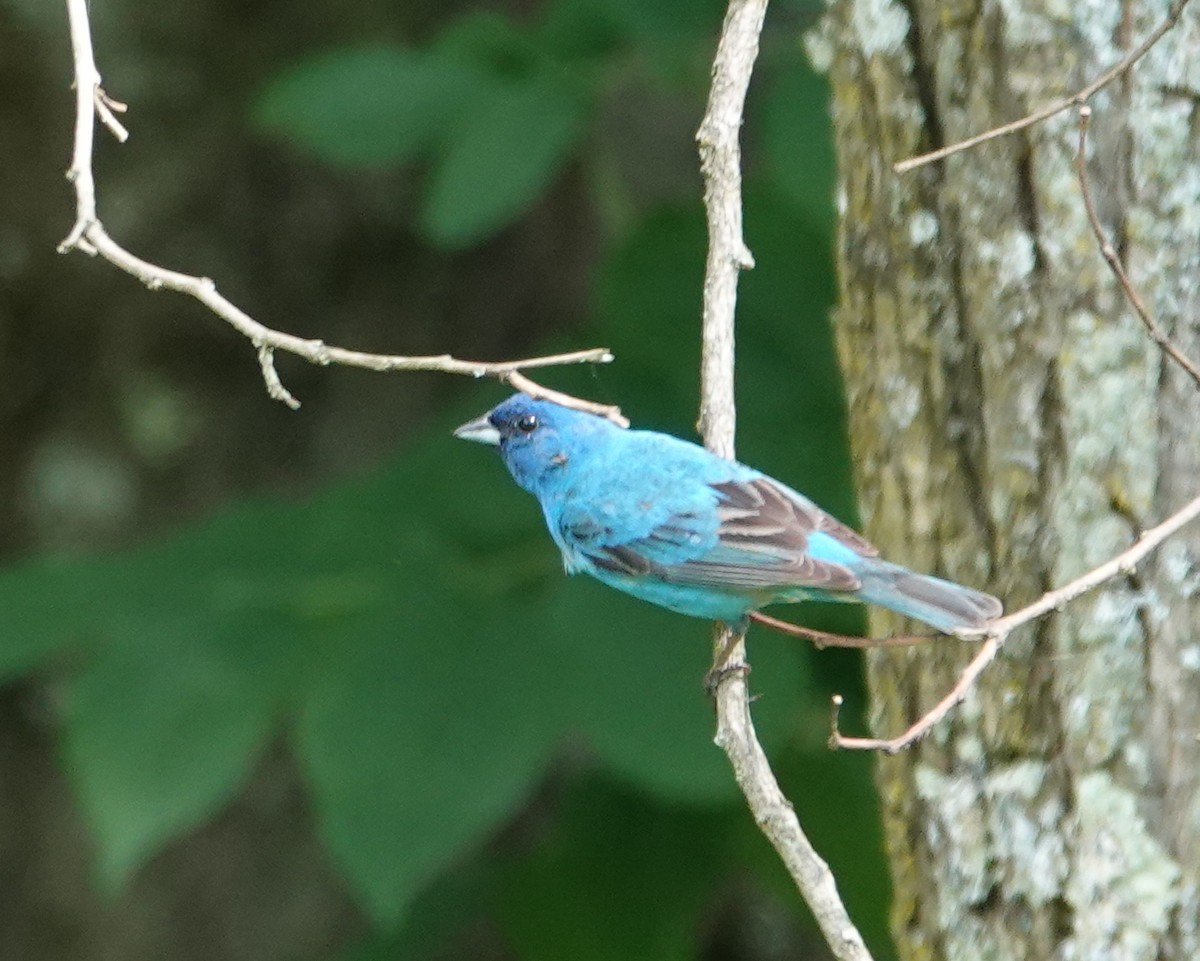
[57,219,89,253]
[828,695,846,749]
[94,84,130,141]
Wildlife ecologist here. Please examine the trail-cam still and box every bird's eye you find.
[517,414,539,433]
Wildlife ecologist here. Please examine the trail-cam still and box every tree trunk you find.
[824,0,1200,958]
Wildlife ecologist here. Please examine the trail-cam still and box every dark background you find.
[0,0,894,958]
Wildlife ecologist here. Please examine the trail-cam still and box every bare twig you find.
[1074,105,1200,390]
[894,0,1190,173]
[749,611,931,649]
[57,0,612,409]
[504,371,629,427]
[831,491,1200,753]
[697,2,875,959]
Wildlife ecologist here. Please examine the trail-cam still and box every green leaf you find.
[497,777,731,961]
[280,441,569,924]
[296,566,561,924]
[432,9,539,76]
[569,0,726,38]
[0,555,100,680]
[544,576,814,804]
[253,46,481,169]
[420,79,588,247]
[63,628,274,887]
[333,857,498,961]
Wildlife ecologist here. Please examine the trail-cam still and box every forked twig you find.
[57,0,613,409]
[831,491,1200,752]
[895,0,1190,173]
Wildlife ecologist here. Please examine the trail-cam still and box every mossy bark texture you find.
[824,1,1200,958]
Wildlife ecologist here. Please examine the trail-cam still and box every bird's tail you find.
[859,562,1002,634]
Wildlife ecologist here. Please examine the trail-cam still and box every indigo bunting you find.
[455,394,1001,633]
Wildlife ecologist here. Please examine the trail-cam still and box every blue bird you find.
[455,394,1001,634]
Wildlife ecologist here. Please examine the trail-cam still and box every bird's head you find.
[453,393,612,494]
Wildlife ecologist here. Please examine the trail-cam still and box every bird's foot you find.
[703,659,751,698]
[748,611,933,649]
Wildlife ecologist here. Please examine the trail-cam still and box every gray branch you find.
[696,2,877,959]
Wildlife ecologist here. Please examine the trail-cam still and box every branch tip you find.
[257,345,301,410]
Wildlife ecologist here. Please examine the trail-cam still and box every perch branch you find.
[698,2,875,959]
[894,0,1190,173]
[57,0,612,409]
[749,611,931,649]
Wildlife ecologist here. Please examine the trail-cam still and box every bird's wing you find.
[560,476,873,594]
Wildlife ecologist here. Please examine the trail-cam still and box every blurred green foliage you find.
[252,0,733,246]
[3,0,893,958]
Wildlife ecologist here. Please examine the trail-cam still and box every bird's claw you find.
[704,660,751,698]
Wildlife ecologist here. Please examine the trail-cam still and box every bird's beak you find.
[453,413,501,446]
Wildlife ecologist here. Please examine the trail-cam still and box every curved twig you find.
[831,491,1200,752]
[58,0,612,409]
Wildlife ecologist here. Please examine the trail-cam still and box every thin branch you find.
[504,371,629,428]
[894,0,1190,173]
[697,2,875,959]
[749,611,931,649]
[1074,105,1200,390]
[57,0,612,409]
[831,491,1200,753]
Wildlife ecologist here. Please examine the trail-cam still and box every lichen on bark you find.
[820,0,1200,957]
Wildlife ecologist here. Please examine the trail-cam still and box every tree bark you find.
[823,0,1200,958]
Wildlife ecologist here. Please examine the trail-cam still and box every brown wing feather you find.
[592,477,866,593]
[712,478,878,557]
